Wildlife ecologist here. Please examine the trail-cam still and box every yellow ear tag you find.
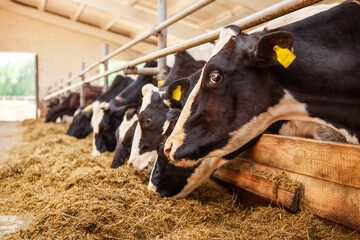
[158,79,165,87]
[172,85,182,101]
[273,45,296,68]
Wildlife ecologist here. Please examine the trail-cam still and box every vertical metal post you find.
[80,62,85,107]
[103,44,109,91]
[157,0,167,82]
[60,78,63,94]
[35,55,40,119]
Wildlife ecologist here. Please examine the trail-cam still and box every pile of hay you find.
[0,119,356,239]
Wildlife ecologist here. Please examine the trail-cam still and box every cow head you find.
[66,106,93,139]
[127,84,169,172]
[111,108,138,168]
[164,25,298,166]
[91,101,121,156]
[148,108,227,198]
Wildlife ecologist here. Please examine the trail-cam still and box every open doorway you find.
[0,52,37,121]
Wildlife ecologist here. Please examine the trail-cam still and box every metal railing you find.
[0,96,36,101]
[45,0,216,101]
[44,0,323,101]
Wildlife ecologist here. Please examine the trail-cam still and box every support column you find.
[80,62,85,107]
[103,44,109,91]
[157,0,167,84]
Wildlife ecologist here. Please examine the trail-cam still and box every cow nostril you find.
[128,162,133,168]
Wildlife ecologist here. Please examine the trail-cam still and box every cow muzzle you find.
[164,139,198,167]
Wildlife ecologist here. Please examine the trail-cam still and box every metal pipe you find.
[103,44,109,91]
[123,67,161,75]
[44,0,323,100]
[80,62,85,107]
[48,0,214,94]
[157,0,167,81]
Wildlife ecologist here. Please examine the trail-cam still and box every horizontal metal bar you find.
[44,0,322,101]
[153,0,215,34]
[48,0,214,94]
[123,67,161,75]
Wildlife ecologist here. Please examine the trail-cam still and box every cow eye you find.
[209,71,223,84]
[142,118,151,128]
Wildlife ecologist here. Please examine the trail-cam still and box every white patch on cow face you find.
[91,101,104,156]
[73,108,82,117]
[128,85,160,170]
[162,120,170,135]
[147,181,157,192]
[128,123,141,166]
[130,148,157,171]
[165,26,240,165]
[172,157,227,199]
[118,112,138,143]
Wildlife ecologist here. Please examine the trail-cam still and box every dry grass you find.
[0,119,357,239]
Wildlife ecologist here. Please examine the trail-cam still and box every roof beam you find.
[102,15,119,30]
[38,0,47,11]
[71,0,206,40]
[127,0,139,7]
[0,0,156,55]
[71,3,85,21]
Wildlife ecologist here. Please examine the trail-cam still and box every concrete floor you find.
[0,121,23,161]
[0,121,30,237]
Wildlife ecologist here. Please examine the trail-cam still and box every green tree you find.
[0,56,35,96]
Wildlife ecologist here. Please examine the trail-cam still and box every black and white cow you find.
[127,67,205,171]
[164,1,360,167]
[91,61,158,156]
[45,86,103,122]
[66,74,134,138]
[113,52,206,169]
[148,101,228,199]
[111,108,138,168]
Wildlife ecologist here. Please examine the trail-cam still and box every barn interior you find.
[0,0,359,239]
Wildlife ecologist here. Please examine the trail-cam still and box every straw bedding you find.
[0,119,357,239]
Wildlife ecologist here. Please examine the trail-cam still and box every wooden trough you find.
[213,134,360,232]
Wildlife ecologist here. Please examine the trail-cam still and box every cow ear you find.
[254,31,294,65]
[165,78,190,108]
[142,83,155,97]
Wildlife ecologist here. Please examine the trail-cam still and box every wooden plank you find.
[102,16,120,30]
[240,134,360,188]
[71,3,85,21]
[214,158,360,232]
[212,166,301,212]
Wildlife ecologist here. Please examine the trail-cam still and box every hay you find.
[0,119,357,239]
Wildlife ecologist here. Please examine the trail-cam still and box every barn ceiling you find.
[1,0,339,55]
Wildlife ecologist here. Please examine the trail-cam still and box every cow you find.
[126,55,205,171]
[147,105,228,198]
[66,74,134,139]
[148,84,346,199]
[164,1,360,167]
[91,61,158,156]
[113,52,205,168]
[111,108,138,168]
[127,84,168,172]
[45,86,103,122]
[46,97,60,109]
